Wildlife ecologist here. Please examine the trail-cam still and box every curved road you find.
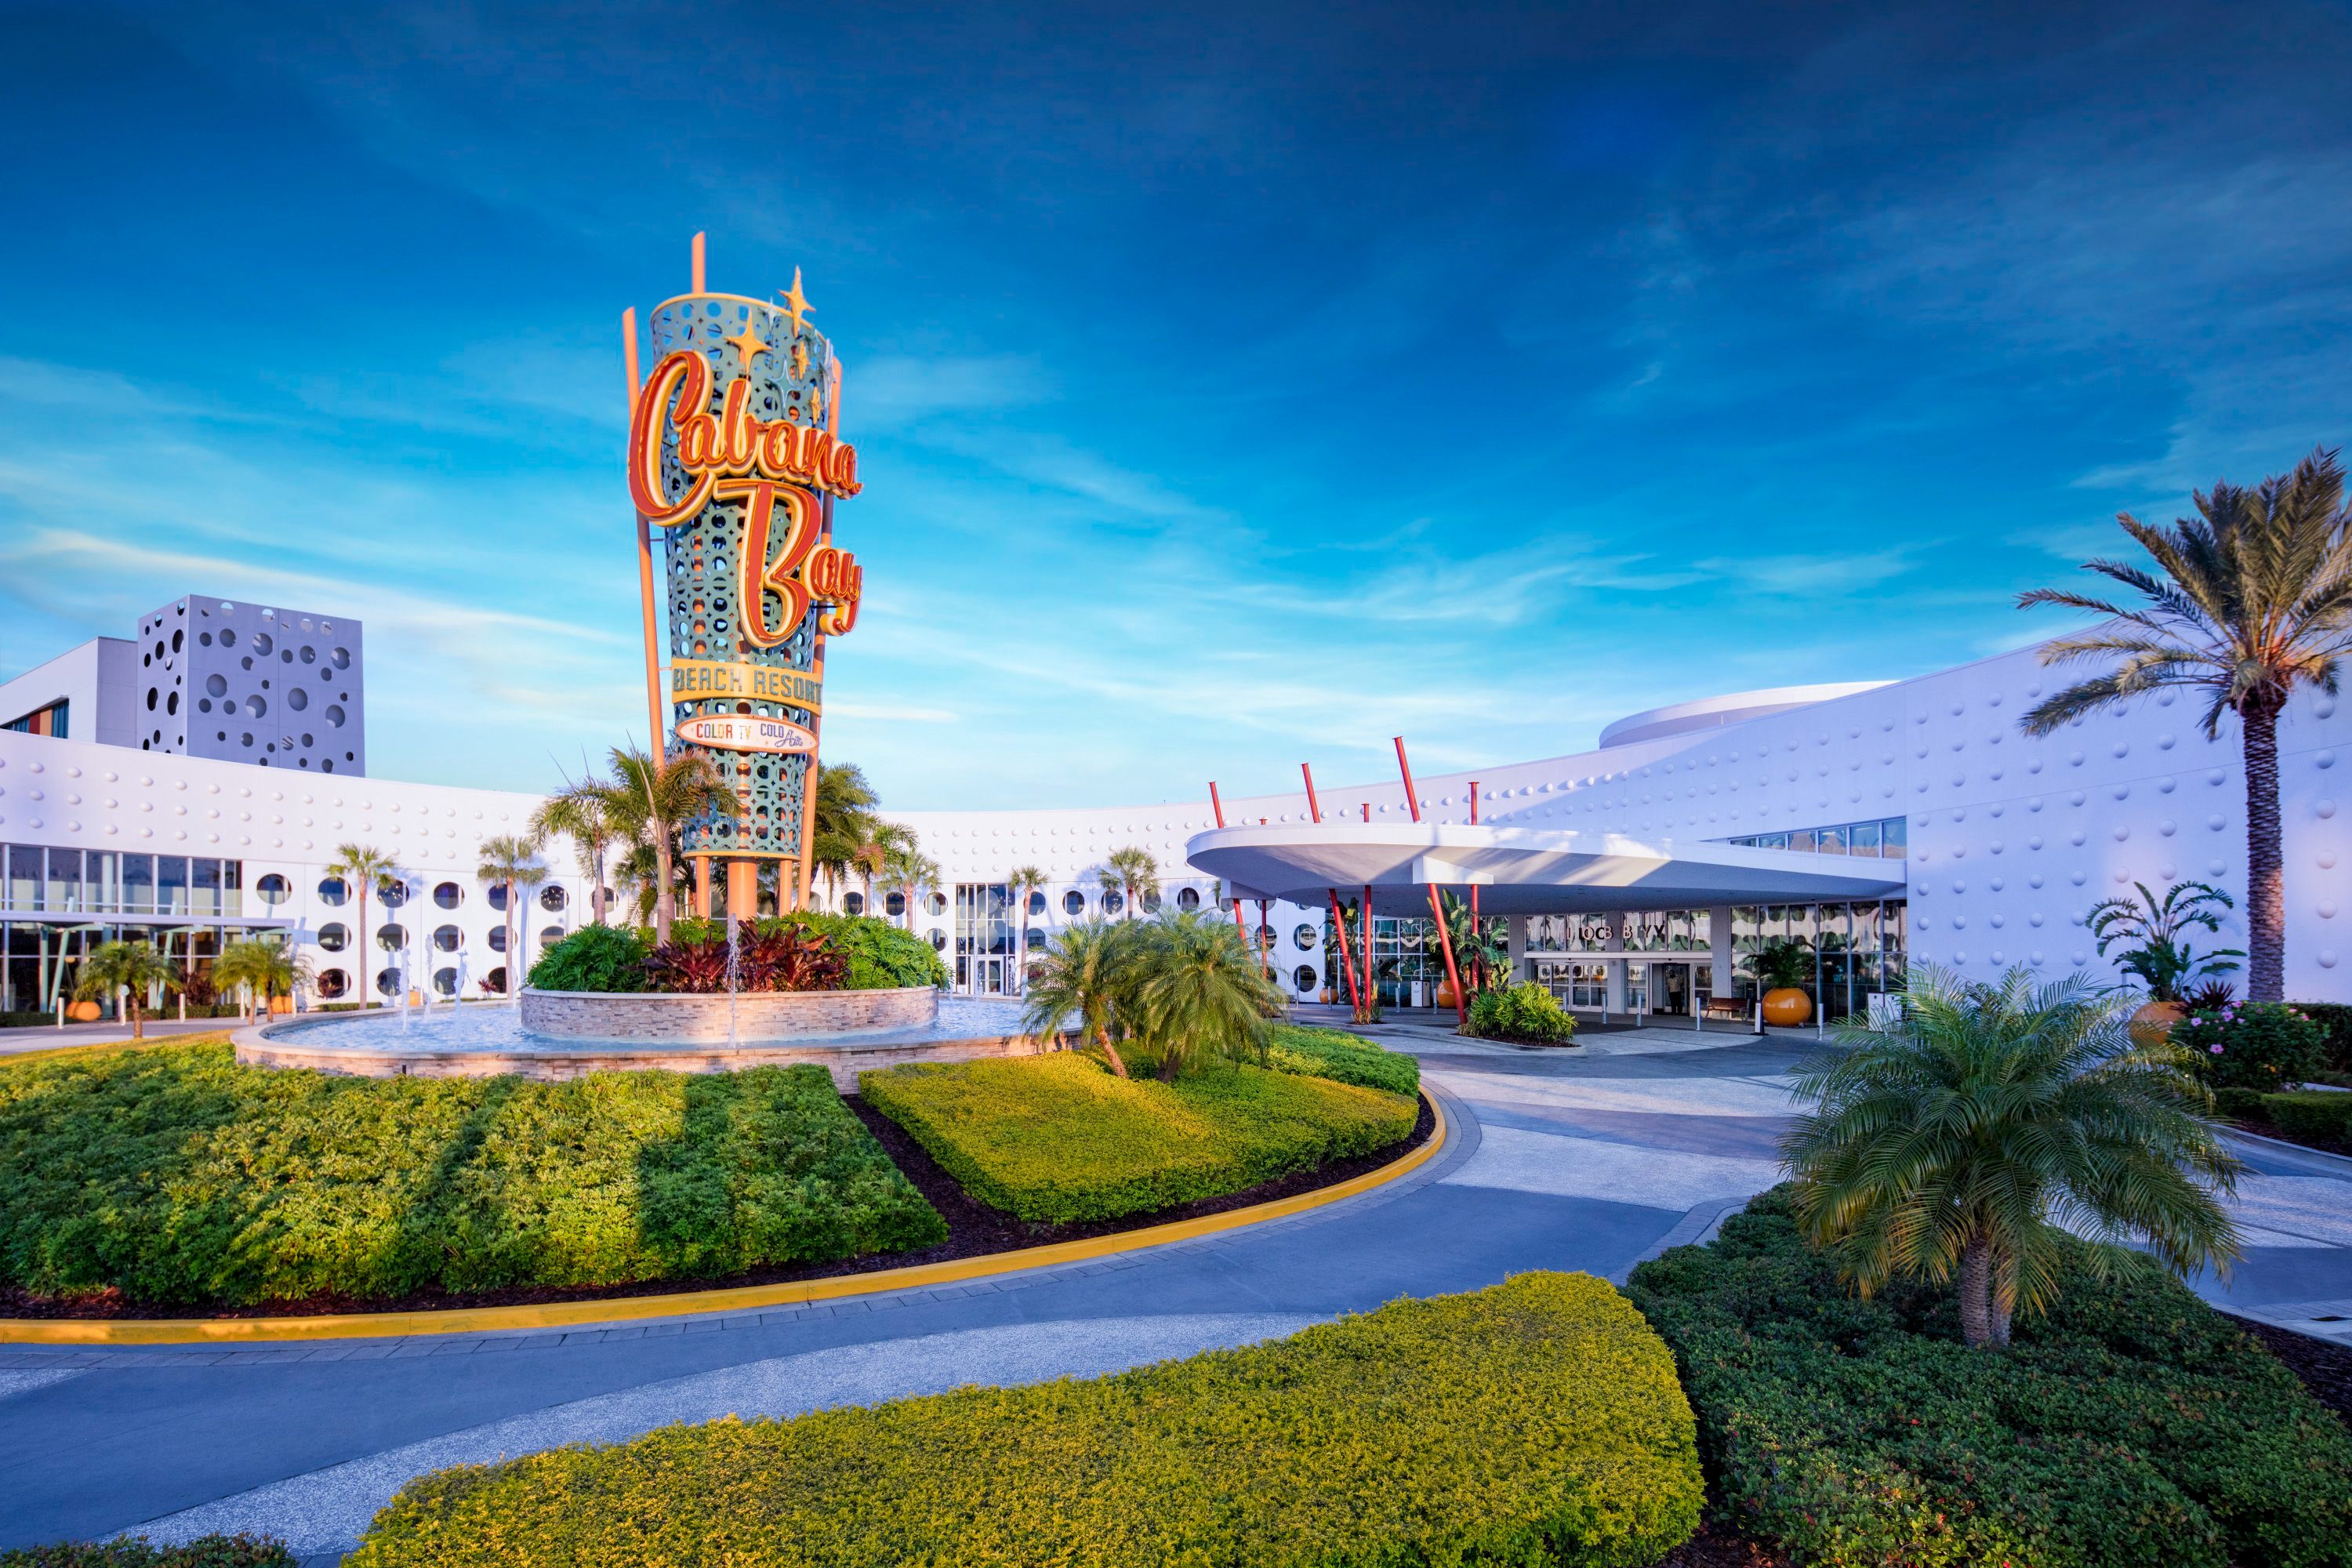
[4,1025,2349,1564]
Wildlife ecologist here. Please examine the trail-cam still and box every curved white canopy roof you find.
[1184,822,1906,916]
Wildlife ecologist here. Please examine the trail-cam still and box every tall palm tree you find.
[851,818,912,918]
[1130,909,1287,1080]
[1007,864,1047,993]
[599,746,736,945]
[1100,845,1160,920]
[884,844,941,933]
[74,939,180,1040]
[1022,917,1135,1078]
[811,762,880,909]
[532,777,617,924]
[1781,964,2242,1348]
[324,844,396,1009]
[613,841,661,927]
[477,833,547,996]
[2019,445,2352,1000]
[212,937,309,1024]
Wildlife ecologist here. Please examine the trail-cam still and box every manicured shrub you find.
[525,924,648,993]
[1466,981,1578,1044]
[861,1051,1417,1222]
[2261,1088,2352,1145]
[347,1272,1702,1568]
[1,1538,292,1567]
[1264,1022,1421,1096]
[0,1046,944,1306]
[2292,1000,2352,1073]
[2176,1000,2325,1090]
[2214,1084,2268,1121]
[673,913,949,992]
[1628,1185,2352,1568]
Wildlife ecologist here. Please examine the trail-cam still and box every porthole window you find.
[928,929,947,951]
[433,967,458,997]
[376,924,406,951]
[886,891,906,918]
[378,878,409,909]
[487,884,509,912]
[1142,890,1163,913]
[432,925,460,952]
[1294,924,1318,953]
[1102,890,1124,916]
[844,891,866,915]
[1177,887,1200,910]
[924,891,946,916]
[317,923,350,952]
[314,968,349,1000]
[488,927,509,953]
[1292,965,1317,993]
[256,873,291,905]
[434,881,462,909]
[539,885,567,913]
[1062,890,1086,916]
[376,967,401,998]
[485,966,509,995]
[1026,927,1047,950]
[317,876,348,906]
[540,925,564,946]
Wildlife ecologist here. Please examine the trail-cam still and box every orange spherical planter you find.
[2131,999,2185,1044]
[1435,980,1457,1011]
[1761,987,1813,1027]
[65,1000,102,1022]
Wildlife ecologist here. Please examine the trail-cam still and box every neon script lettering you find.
[627,350,862,525]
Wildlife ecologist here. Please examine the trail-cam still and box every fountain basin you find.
[234,993,1051,1091]
[521,983,939,1043]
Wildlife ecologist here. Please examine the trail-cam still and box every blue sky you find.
[2,2,2347,811]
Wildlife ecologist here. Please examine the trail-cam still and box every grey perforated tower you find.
[131,597,367,775]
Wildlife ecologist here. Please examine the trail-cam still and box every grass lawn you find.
[347,1272,1700,1568]
[0,1042,944,1308]
[1265,1022,1421,1096]
[1628,1185,2352,1568]
[859,1051,1420,1223]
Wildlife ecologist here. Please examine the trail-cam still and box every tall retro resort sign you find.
[622,236,865,916]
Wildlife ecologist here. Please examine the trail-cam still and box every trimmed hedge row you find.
[860,1051,1417,1222]
[0,1537,290,1566]
[0,1045,943,1306]
[1265,1022,1421,1095]
[2293,1000,2352,1073]
[347,1272,1701,1567]
[2254,1087,2352,1144]
[530,913,949,995]
[1628,1185,2352,1568]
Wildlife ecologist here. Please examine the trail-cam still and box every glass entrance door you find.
[1649,962,1692,1017]
[954,884,1012,996]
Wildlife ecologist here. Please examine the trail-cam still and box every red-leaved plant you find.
[642,939,733,993]
[737,925,848,993]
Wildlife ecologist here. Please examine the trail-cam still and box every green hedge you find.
[0,1045,944,1306]
[1265,1022,1421,1095]
[0,1537,290,1566]
[347,1272,1701,1568]
[526,924,648,993]
[2261,1088,2352,1144]
[1628,1185,2352,1568]
[1467,982,1579,1044]
[2292,1000,2352,1073]
[861,1051,1417,1222]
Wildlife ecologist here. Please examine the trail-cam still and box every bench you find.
[1700,998,1749,1022]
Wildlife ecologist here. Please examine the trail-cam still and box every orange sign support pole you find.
[622,310,667,763]
[793,357,844,913]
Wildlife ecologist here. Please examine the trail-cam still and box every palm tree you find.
[600,746,736,944]
[1007,864,1047,993]
[325,844,396,1008]
[884,844,941,932]
[850,818,908,919]
[2085,880,2245,1004]
[1100,845,1160,920]
[212,937,309,1024]
[74,939,180,1040]
[1781,964,2243,1348]
[811,762,880,910]
[532,777,617,924]
[1129,909,1287,1080]
[1022,917,1136,1077]
[477,833,547,996]
[612,842,662,928]
[2019,446,2352,1000]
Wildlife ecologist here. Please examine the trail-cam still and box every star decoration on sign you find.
[789,339,811,380]
[778,267,815,332]
[724,315,774,376]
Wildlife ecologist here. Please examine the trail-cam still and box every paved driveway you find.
[2,1028,2346,1563]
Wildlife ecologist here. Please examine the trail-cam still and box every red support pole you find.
[1396,736,1466,1025]
[1301,763,1322,823]
[1329,889,1362,1018]
[1393,736,1421,822]
[1363,882,1375,1007]
[1208,782,1226,829]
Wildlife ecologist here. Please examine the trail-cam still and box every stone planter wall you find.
[519,985,937,1044]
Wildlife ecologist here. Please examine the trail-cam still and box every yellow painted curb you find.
[0,1088,1446,1346]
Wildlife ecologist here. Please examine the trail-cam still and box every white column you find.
[1710,905,1736,996]
[1505,913,1527,985]
[1604,913,1627,1011]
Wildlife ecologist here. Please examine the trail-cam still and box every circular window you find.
[885,892,906,918]
[1062,890,1086,916]
[1142,890,1163,913]
[434,881,462,909]
[253,632,274,657]
[540,925,565,946]
[1027,891,1047,916]
[376,967,401,998]
[485,966,509,996]
[432,924,460,952]
[487,883,510,912]
[540,885,567,912]
[317,877,348,906]
[378,879,409,909]
[256,873,291,905]
[488,927,509,953]
[433,967,458,997]
[928,930,947,951]
[317,922,349,953]
[1177,887,1200,910]
[1294,924,1318,953]
[1102,890,1124,916]
[844,891,866,915]
[332,647,351,670]
[315,968,349,1000]
[1026,927,1047,950]
[1293,965,1318,993]
[924,891,946,916]
[376,924,405,950]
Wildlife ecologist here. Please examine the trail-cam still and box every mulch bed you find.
[1656,1521,1790,1567]
[0,1091,1434,1322]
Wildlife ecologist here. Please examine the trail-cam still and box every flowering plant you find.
[2173,1000,2325,1091]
